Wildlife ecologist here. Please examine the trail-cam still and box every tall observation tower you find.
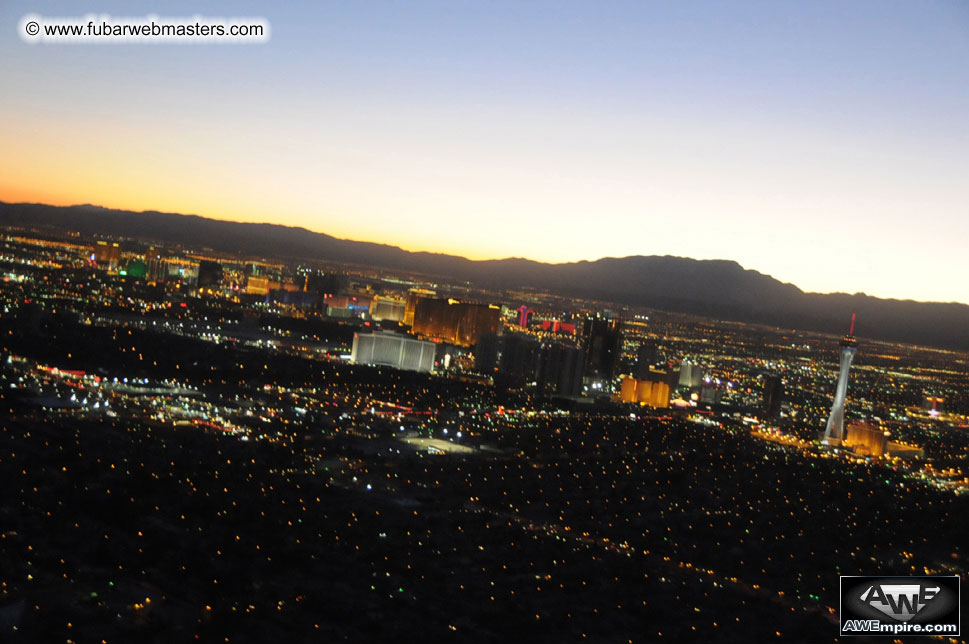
[822,314,858,444]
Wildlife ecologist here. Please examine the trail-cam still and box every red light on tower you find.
[849,313,856,336]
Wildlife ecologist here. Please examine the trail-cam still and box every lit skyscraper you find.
[411,297,500,347]
[762,374,784,419]
[822,314,858,444]
[636,341,658,380]
[581,314,621,391]
[351,332,435,373]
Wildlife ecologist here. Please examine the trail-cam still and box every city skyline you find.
[4,3,969,637]
[3,1,968,634]
[3,0,969,305]
[1,190,966,642]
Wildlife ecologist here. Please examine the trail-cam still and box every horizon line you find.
[3,198,968,308]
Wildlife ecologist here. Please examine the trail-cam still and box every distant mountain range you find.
[2,201,967,352]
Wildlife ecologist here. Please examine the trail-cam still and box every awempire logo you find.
[840,576,960,637]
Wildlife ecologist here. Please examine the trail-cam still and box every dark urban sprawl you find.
[1,230,967,643]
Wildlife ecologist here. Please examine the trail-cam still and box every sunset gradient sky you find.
[2,1,968,303]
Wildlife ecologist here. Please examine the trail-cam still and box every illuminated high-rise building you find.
[474,332,500,374]
[636,341,658,380]
[146,248,167,283]
[618,375,670,408]
[498,333,541,383]
[699,379,721,405]
[762,374,784,419]
[197,260,223,289]
[370,296,406,322]
[537,341,585,398]
[582,314,621,390]
[246,276,272,296]
[303,271,346,298]
[403,289,436,327]
[843,421,888,457]
[411,297,500,347]
[643,365,677,390]
[822,314,858,444]
[93,241,121,271]
[678,360,703,388]
[351,332,435,373]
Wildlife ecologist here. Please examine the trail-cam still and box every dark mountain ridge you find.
[1,201,966,352]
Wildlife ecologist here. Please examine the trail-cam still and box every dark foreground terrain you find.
[3,406,967,642]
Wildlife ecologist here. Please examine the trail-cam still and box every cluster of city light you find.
[1,228,967,642]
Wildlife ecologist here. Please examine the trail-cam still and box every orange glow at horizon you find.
[0,112,539,262]
[2,83,968,303]
[0,183,516,263]
[2,0,969,305]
